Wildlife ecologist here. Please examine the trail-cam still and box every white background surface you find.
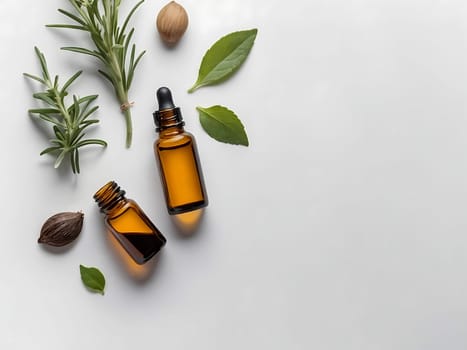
[2,0,467,348]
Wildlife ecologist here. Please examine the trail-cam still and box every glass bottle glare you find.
[153,87,208,215]
[93,181,166,264]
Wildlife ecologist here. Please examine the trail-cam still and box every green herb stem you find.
[122,105,132,147]
[48,0,146,148]
[24,47,107,174]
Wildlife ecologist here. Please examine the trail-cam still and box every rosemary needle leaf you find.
[24,47,107,174]
[57,9,87,25]
[61,70,83,92]
[23,73,45,84]
[48,0,146,148]
[55,151,67,169]
[61,47,103,59]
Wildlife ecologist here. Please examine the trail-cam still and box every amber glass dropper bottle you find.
[153,87,208,215]
[94,181,167,264]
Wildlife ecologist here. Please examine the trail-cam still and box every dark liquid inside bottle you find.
[94,181,167,265]
[117,233,166,264]
[107,207,166,264]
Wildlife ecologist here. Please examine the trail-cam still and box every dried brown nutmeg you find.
[156,1,189,45]
[38,212,84,247]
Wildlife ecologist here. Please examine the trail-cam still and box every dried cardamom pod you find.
[38,212,84,247]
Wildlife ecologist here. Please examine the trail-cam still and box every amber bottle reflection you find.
[153,87,208,215]
[93,181,166,264]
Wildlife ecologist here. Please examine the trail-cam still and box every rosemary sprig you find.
[24,47,107,174]
[47,0,146,148]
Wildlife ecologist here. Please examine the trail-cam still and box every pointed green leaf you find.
[28,108,61,114]
[32,92,55,106]
[77,139,108,148]
[79,106,99,122]
[117,0,144,43]
[70,149,78,173]
[54,150,67,168]
[76,94,99,104]
[37,114,63,126]
[188,29,258,93]
[196,105,249,146]
[61,46,102,59]
[80,265,106,295]
[127,49,145,88]
[40,146,61,155]
[23,73,45,85]
[47,24,87,31]
[34,47,51,83]
[61,70,83,93]
[57,8,87,25]
[98,69,115,84]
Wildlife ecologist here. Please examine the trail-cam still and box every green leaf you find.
[61,70,83,93]
[196,105,249,146]
[40,146,61,155]
[54,150,67,168]
[33,92,55,106]
[188,29,258,93]
[28,108,61,114]
[37,114,64,127]
[23,73,45,84]
[77,139,108,148]
[47,24,87,31]
[98,69,115,84]
[34,46,51,82]
[61,46,103,59]
[117,0,144,43]
[57,8,87,26]
[79,264,106,295]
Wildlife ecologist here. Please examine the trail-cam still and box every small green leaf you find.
[23,73,45,84]
[61,70,83,94]
[61,46,102,59]
[54,150,66,168]
[196,105,249,146]
[80,264,106,295]
[188,29,258,93]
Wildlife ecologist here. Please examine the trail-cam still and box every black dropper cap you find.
[157,87,175,110]
[153,87,184,131]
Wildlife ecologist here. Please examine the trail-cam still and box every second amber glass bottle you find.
[94,181,167,264]
[153,87,208,215]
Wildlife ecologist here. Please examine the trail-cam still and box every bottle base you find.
[168,200,208,215]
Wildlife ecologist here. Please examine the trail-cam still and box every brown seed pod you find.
[38,212,84,247]
[156,1,189,45]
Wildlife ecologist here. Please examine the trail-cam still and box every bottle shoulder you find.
[155,131,194,149]
[104,199,135,219]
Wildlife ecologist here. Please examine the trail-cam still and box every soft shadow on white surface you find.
[170,208,206,237]
[3,0,467,349]
[104,230,165,283]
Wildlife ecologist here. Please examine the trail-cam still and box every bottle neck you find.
[153,107,185,133]
[94,181,128,214]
